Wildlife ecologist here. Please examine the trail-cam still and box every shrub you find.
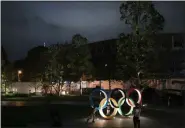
[13,93,29,97]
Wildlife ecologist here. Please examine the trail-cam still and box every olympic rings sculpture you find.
[89,88,142,119]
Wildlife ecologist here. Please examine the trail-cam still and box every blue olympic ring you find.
[89,88,109,110]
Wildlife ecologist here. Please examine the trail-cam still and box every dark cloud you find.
[154,1,185,32]
[1,1,185,61]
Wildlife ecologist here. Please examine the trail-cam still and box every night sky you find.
[1,1,185,61]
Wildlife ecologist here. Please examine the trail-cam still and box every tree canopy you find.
[65,34,94,81]
[116,1,165,87]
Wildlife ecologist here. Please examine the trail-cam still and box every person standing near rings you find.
[133,103,141,128]
[86,106,97,123]
[106,102,111,115]
[50,105,62,127]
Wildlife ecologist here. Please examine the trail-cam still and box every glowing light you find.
[13,88,17,92]
[37,90,42,93]
[89,88,142,119]
[18,70,22,74]
[117,98,134,116]
[127,88,142,107]
[15,101,24,106]
[109,88,125,108]
[143,104,147,107]
[99,98,118,119]
[61,91,66,95]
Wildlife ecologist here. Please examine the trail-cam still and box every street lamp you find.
[105,64,111,91]
[18,70,22,82]
[137,71,141,80]
[137,70,143,90]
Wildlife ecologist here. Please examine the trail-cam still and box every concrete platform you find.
[27,116,165,128]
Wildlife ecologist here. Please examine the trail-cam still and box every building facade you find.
[3,33,185,95]
[156,33,185,75]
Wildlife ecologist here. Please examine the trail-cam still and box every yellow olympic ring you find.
[99,98,118,119]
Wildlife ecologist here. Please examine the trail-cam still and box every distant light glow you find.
[127,88,142,107]
[61,91,66,95]
[117,98,134,116]
[109,88,125,108]
[18,70,22,74]
[99,98,118,119]
[13,88,17,92]
[37,90,42,93]
[89,88,142,119]
[143,104,147,107]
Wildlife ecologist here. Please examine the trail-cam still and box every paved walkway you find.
[144,105,185,114]
[28,116,163,128]
[3,101,185,128]
[27,105,185,128]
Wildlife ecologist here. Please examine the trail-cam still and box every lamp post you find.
[137,71,141,84]
[105,64,111,91]
[137,71,144,91]
[18,70,22,82]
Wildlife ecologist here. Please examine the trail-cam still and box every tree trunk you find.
[137,75,140,89]
[5,82,7,94]
[35,87,37,93]
[59,81,63,96]
[50,85,53,94]
[80,80,82,95]
[58,80,61,96]
[99,80,101,88]
[59,80,64,96]
[69,81,71,94]
[109,79,111,91]
[99,80,102,97]
[52,83,60,96]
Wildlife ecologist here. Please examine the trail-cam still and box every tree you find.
[1,63,15,94]
[24,46,48,81]
[28,73,44,94]
[66,34,94,95]
[72,34,88,46]
[1,47,15,94]
[45,44,68,95]
[117,1,165,89]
